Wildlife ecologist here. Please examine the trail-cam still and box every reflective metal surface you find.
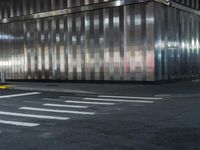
[154,2,200,80]
[171,1,200,15]
[172,0,200,10]
[0,0,155,24]
[0,0,199,81]
[0,1,156,81]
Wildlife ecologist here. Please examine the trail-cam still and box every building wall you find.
[154,2,200,80]
[172,0,199,10]
[1,1,199,81]
[0,0,115,19]
[0,1,155,81]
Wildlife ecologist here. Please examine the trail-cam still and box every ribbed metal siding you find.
[154,2,200,80]
[0,2,155,81]
[172,0,200,10]
[2,1,200,81]
[0,0,115,19]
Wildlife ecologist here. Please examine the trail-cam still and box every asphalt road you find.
[0,83,200,150]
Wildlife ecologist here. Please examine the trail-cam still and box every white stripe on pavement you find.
[0,92,41,99]
[0,111,69,120]
[0,119,39,127]
[98,95,162,100]
[154,94,171,97]
[19,107,95,115]
[65,100,115,105]
[43,103,88,108]
[83,98,154,103]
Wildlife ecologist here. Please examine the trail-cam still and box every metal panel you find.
[55,16,61,79]
[0,1,156,81]
[103,8,110,80]
[72,13,77,80]
[154,2,200,80]
[146,2,155,81]
[48,18,53,79]
[59,16,65,79]
[67,13,73,80]
[94,10,100,80]
[64,15,68,79]
[80,12,86,80]
[36,19,41,79]
[124,5,130,80]
[76,13,82,80]
[1,1,200,81]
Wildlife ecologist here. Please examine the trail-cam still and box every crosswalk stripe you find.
[65,100,115,105]
[154,94,171,97]
[19,107,95,115]
[83,98,154,103]
[98,95,162,100]
[0,111,69,120]
[0,119,39,127]
[43,103,88,108]
[0,92,41,99]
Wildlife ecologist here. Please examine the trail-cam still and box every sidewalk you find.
[7,80,200,96]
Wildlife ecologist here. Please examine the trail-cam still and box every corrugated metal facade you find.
[0,0,199,81]
[0,0,116,19]
[172,0,199,10]
[154,2,200,80]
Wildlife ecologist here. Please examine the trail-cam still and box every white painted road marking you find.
[0,119,39,127]
[83,98,154,103]
[43,103,88,108]
[65,100,115,105]
[20,107,95,115]
[154,94,171,97]
[0,111,69,120]
[0,92,41,99]
[98,95,162,100]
